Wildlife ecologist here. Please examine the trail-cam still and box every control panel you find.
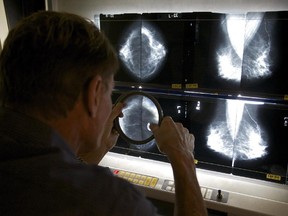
[112,169,159,188]
[100,152,288,216]
[112,168,229,203]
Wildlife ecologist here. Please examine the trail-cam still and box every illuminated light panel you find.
[196,101,201,111]
[207,99,268,162]
[226,14,246,59]
[226,100,244,140]
[177,105,182,114]
[217,13,271,82]
[119,22,167,81]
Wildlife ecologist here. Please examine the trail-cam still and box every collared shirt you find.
[0,108,156,215]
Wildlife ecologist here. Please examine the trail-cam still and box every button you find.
[144,177,152,186]
[118,171,125,177]
[201,187,207,198]
[133,179,139,184]
[167,180,174,186]
[166,186,172,191]
[205,189,213,199]
[150,178,158,188]
[112,169,159,188]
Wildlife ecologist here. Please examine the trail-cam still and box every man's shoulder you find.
[55,163,156,215]
[55,162,147,204]
[0,156,156,215]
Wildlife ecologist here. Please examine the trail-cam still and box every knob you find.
[217,189,223,199]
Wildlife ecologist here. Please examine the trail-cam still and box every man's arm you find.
[150,116,208,216]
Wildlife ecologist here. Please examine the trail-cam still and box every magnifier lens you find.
[115,92,162,144]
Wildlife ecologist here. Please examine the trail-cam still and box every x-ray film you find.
[114,91,163,144]
[112,92,288,183]
[101,12,288,97]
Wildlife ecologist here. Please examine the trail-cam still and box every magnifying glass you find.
[114,91,163,144]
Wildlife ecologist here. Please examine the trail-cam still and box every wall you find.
[51,0,288,21]
[0,0,8,47]
[0,0,45,47]
[1,0,287,44]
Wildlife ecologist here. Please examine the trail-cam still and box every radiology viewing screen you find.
[240,12,288,97]
[100,11,288,97]
[112,91,288,184]
[100,13,185,87]
[104,10,288,185]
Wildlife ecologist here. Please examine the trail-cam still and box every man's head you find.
[0,11,118,120]
[0,11,119,155]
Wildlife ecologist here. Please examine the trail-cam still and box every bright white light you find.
[217,50,242,81]
[226,100,244,140]
[177,106,181,114]
[196,101,201,111]
[207,122,234,158]
[147,123,151,131]
[226,14,246,58]
[226,14,263,58]
[246,130,267,159]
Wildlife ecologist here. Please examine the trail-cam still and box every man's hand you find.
[101,102,124,152]
[150,116,207,216]
[79,103,124,164]
[149,116,195,160]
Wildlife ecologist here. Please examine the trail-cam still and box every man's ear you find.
[86,75,103,118]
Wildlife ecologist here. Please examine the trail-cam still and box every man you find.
[0,11,207,215]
